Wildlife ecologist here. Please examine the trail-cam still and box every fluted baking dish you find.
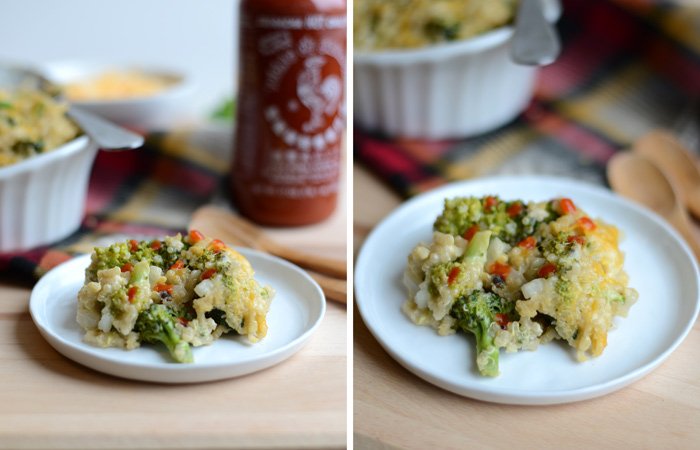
[354,0,561,140]
[0,135,98,253]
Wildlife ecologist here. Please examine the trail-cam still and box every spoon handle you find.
[308,271,347,304]
[189,205,346,279]
[265,241,347,280]
[67,106,144,150]
[511,0,561,66]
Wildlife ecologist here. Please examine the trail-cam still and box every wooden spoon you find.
[190,205,346,280]
[607,151,700,263]
[305,272,346,304]
[634,129,700,220]
[189,206,347,303]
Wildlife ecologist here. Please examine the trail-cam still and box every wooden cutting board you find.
[0,275,346,449]
[353,162,700,449]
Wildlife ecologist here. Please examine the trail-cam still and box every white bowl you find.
[354,0,561,140]
[0,135,98,253]
[39,61,196,130]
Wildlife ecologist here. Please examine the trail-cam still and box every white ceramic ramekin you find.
[39,61,196,130]
[354,0,561,140]
[0,135,99,253]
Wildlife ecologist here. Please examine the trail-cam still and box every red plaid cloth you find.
[354,0,700,198]
[0,131,230,278]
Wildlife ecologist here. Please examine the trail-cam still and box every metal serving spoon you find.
[0,65,143,150]
[511,0,561,66]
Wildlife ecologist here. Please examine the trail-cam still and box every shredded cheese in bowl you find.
[63,70,174,102]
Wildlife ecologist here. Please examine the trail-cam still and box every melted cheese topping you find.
[77,234,274,358]
[404,197,639,373]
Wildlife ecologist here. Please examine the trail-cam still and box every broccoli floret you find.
[424,20,461,42]
[87,243,129,280]
[188,249,231,274]
[11,139,44,157]
[434,197,484,236]
[434,196,553,246]
[555,277,573,301]
[450,290,515,377]
[87,237,190,281]
[605,289,626,304]
[540,232,574,259]
[87,240,158,281]
[148,239,181,270]
[105,260,150,320]
[541,232,581,271]
[540,232,581,300]
[135,304,193,363]
[429,230,493,299]
[109,288,127,319]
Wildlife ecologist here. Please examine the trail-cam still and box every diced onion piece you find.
[521,278,545,299]
[194,279,214,297]
[149,266,163,286]
[98,311,113,332]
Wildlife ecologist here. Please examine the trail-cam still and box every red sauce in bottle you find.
[231,0,347,226]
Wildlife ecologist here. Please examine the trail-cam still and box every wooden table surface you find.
[0,216,347,450]
[353,162,700,449]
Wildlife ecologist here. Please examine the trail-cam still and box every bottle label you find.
[239,12,346,200]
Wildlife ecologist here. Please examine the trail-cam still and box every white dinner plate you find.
[355,175,700,405]
[30,248,325,383]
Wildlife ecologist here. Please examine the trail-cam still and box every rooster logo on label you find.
[262,29,345,153]
[296,55,342,133]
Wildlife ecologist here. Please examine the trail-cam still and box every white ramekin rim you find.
[354,0,562,65]
[74,75,196,108]
[0,134,92,180]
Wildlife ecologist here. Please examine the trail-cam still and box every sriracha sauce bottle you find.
[231,0,347,226]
